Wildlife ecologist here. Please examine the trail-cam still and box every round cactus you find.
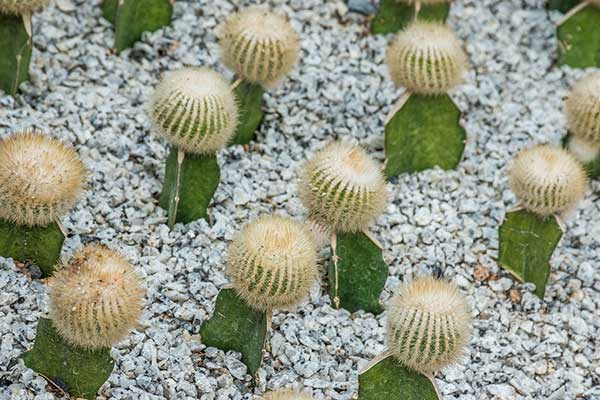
[263,389,315,400]
[298,141,387,233]
[219,6,300,88]
[226,215,318,312]
[386,20,467,95]
[565,73,600,144]
[150,67,239,155]
[49,244,145,350]
[386,277,472,373]
[509,145,587,217]
[0,130,86,227]
[0,0,49,15]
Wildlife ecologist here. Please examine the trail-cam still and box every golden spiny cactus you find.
[509,145,587,217]
[565,73,600,144]
[0,0,49,15]
[150,67,239,154]
[220,6,300,88]
[386,277,472,373]
[0,131,86,227]
[263,389,315,400]
[298,141,387,233]
[49,244,145,350]
[227,215,318,312]
[386,20,467,95]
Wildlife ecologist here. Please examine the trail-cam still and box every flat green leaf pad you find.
[0,219,65,277]
[232,80,264,145]
[114,0,173,53]
[328,232,387,314]
[557,5,600,68]
[548,0,582,13]
[101,0,118,24]
[23,318,114,400]
[498,210,563,299]
[159,147,221,225]
[0,13,32,95]
[371,0,450,35]
[358,356,439,400]
[385,93,466,177]
[199,288,267,377]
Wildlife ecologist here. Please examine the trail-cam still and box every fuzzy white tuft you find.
[567,135,600,164]
[565,73,600,144]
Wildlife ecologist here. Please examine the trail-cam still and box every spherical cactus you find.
[226,215,318,312]
[0,0,49,15]
[509,145,587,217]
[0,130,86,227]
[150,67,239,155]
[263,389,315,400]
[565,73,600,144]
[49,244,145,350]
[386,277,472,373]
[386,21,467,95]
[298,141,387,233]
[219,6,300,88]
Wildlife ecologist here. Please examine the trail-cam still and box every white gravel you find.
[1,0,599,399]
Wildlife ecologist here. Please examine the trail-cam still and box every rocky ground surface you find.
[0,0,599,399]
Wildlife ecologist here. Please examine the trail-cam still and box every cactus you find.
[0,0,49,94]
[23,244,145,399]
[263,389,315,400]
[200,215,318,377]
[498,145,587,298]
[101,0,173,53]
[564,73,600,178]
[372,0,451,35]
[150,67,238,227]
[299,141,388,314]
[556,1,600,68]
[384,21,468,177]
[219,6,300,144]
[0,131,86,276]
[358,277,471,399]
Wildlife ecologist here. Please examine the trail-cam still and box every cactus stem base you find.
[0,218,65,277]
[23,318,114,400]
[199,288,268,378]
[0,12,32,95]
[371,0,450,35]
[159,146,220,226]
[232,79,265,145]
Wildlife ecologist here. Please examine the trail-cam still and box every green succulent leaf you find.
[358,355,440,400]
[232,79,264,145]
[557,5,600,68]
[113,0,173,53]
[0,13,32,95]
[159,147,221,226]
[371,0,450,35]
[23,318,114,400]
[385,93,465,177]
[199,288,267,377]
[498,210,563,299]
[547,0,582,13]
[0,219,65,277]
[328,232,387,315]
[101,0,118,24]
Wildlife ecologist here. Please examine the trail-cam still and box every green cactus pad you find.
[385,93,465,177]
[199,288,268,377]
[328,232,387,314]
[498,210,563,299]
[548,0,581,12]
[371,0,450,35]
[0,13,32,95]
[557,5,600,68]
[159,147,220,227]
[101,0,118,24]
[358,355,440,400]
[0,219,65,277]
[232,80,264,145]
[112,0,173,53]
[23,318,114,400]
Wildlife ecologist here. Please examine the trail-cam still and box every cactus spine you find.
[263,389,315,400]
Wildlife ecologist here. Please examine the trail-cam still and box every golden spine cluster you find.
[565,73,600,145]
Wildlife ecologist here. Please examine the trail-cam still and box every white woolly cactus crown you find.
[263,389,315,400]
[150,67,239,155]
[386,20,467,95]
[49,244,145,350]
[298,141,387,233]
[0,131,86,227]
[386,277,472,374]
[0,0,50,15]
[565,73,600,144]
[219,6,300,88]
[509,145,587,217]
[226,215,318,312]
